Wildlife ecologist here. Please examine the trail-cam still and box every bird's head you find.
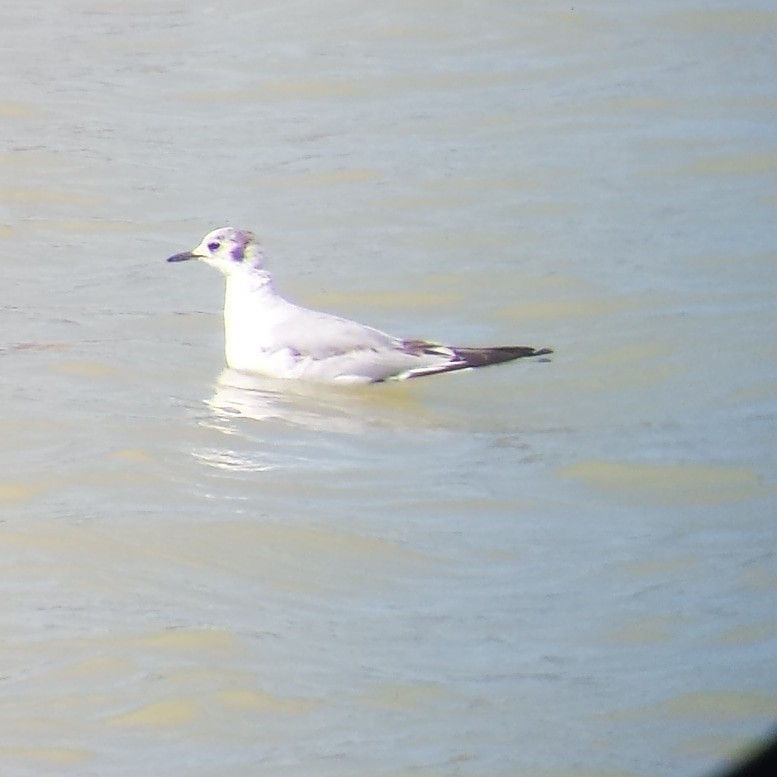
[167,227,265,275]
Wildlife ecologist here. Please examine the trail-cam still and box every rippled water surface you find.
[2,1,776,775]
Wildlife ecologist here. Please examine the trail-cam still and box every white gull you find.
[167,227,552,384]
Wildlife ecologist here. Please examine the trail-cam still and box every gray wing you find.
[261,302,550,383]
[268,303,401,358]
[264,304,459,382]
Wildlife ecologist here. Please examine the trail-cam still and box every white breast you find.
[222,275,291,374]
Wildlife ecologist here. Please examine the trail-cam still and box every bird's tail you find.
[396,343,552,380]
[455,345,553,369]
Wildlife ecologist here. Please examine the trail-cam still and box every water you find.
[2,1,776,775]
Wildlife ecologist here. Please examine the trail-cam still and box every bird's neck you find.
[225,267,276,298]
[223,268,283,329]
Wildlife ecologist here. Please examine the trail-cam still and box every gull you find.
[167,227,552,384]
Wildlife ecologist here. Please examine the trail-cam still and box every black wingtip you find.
[457,345,553,369]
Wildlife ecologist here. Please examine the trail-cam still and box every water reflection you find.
[206,368,370,434]
[205,368,424,435]
[192,369,443,475]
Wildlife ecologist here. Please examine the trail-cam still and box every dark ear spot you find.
[230,244,244,262]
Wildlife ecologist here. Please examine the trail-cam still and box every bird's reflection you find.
[205,368,428,436]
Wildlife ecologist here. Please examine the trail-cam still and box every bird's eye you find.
[207,241,221,251]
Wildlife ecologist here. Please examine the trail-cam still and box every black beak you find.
[167,251,197,263]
